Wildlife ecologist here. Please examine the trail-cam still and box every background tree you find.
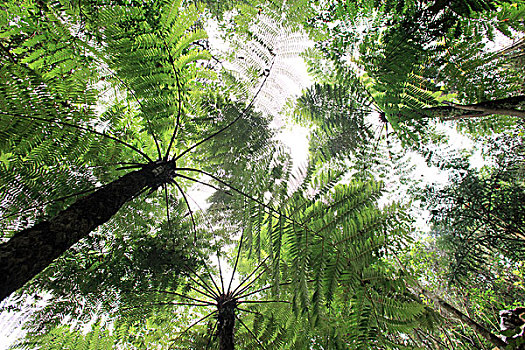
[307,0,525,145]
[423,132,525,282]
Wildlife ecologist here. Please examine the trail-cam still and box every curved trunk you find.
[0,161,176,301]
[417,287,508,349]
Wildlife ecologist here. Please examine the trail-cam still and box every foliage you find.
[423,132,525,282]
[309,0,525,144]
[1,0,525,349]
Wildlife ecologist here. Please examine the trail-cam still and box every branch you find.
[238,300,289,304]
[181,270,219,299]
[164,68,183,161]
[109,72,163,159]
[228,230,245,294]
[151,290,215,306]
[176,168,333,254]
[393,256,507,349]
[186,263,222,297]
[122,301,209,311]
[217,251,225,294]
[237,307,262,315]
[162,36,184,161]
[236,314,266,349]
[186,283,217,301]
[205,319,219,350]
[175,173,232,195]
[231,256,269,298]
[169,311,217,348]
[172,180,198,242]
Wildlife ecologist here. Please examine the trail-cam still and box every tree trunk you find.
[0,161,176,301]
[417,287,508,349]
[421,95,525,120]
[217,296,236,350]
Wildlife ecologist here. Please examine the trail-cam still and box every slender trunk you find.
[394,256,507,349]
[495,38,525,57]
[421,95,525,120]
[417,287,507,349]
[0,161,176,301]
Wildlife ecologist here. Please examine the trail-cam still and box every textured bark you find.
[218,295,236,350]
[418,288,508,349]
[0,161,176,301]
[421,95,525,120]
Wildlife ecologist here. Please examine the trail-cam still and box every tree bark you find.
[421,95,525,120]
[218,296,236,350]
[0,161,176,301]
[417,287,508,349]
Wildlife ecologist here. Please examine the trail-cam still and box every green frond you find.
[11,322,114,350]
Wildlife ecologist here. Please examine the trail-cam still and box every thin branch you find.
[172,180,198,242]
[238,300,289,304]
[187,263,222,297]
[122,302,209,311]
[236,314,266,349]
[236,280,314,300]
[217,251,225,294]
[116,164,144,171]
[0,112,153,162]
[177,168,328,244]
[169,311,217,348]
[233,266,269,299]
[236,284,273,300]
[184,191,217,237]
[163,184,172,232]
[192,41,223,66]
[186,283,217,301]
[152,290,215,306]
[181,271,219,299]
[174,58,276,162]
[110,73,162,159]
[176,168,282,222]
[205,319,219,350]
[237,307,262,316]
[175,173,232,195]
[228,230,245,294]
[231,256,269,297]
[163,38,183,161]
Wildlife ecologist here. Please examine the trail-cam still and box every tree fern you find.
[224,158,436,348]
[0,0,221,299]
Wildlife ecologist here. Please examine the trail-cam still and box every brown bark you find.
[0,161,176,301]
[417,287,508,349]
[422,95,525,120]
[393,256,507,349]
